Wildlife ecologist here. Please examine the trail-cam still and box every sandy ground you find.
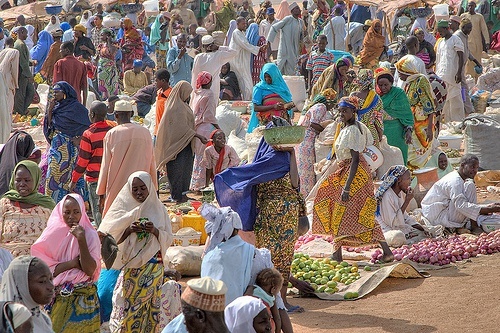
[288,254,500,333]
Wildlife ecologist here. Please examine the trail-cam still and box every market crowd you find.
[0,0,500,332]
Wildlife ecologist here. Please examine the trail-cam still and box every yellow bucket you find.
[181,211,207,244]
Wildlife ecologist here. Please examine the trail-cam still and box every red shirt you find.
[53,55,88,103]
[71,121,114,183]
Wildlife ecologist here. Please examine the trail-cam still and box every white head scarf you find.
[201,203,242,254]
[44,15,61,33]
[224,296,267,333]
[0,256,53,332]
[98,171,173,269]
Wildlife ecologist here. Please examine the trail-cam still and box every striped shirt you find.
[71,121,114,183]
[306,50,335,87]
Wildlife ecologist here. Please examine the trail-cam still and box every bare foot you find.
[381,253,394,263]
[457,228,472,235]
[330,252,342,262]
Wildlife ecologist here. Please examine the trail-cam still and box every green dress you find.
[379,86,414,165]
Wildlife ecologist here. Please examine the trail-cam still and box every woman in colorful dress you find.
[43,81,91,202]
[246,23,267,85]
[350,68,385,147]
[214,118,306,311]
[120,18,144,72]
[249,63,294,132]
[0,131,35,197]
[96,28,119,100]
[395,57,436,170]
[295,88,336,197]
[99,171,173,333]
[31,193,101,333]
[414,28,436,71]
[312,96,393,262]
[190,72,219,192]
[375,67,414,165]
[358,19,385,70]
[309,57,353,101]
[150,13,171,70]
[0,160,55,257]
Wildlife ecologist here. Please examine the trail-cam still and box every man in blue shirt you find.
[167,33,193,86]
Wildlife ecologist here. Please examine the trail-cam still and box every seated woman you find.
[202,129,241,188]
[0,160,55,257]
[413,28,436,70]
[98,171,173,332]
[309,57,353,102]
[43,81,91,202]
[0,256,55,332]
[0,131,35,197]
[31,194,101,333]
[249,63,294,132]
[220,63,242,101]
[425,150,454,179]
[375,165,429,246]
[225,296,272,333]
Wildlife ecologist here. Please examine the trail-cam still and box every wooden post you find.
[345,0,351,51]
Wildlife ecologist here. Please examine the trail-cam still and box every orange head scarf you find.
[359,19,386,65]
[123,18,140,40]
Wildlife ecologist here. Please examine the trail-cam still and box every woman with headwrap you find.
[275,0,291,20]
[295,88,336,197]
[309,57,353,102]
[374,67,414,164]
[246,22,267,85]
[0,160,55,257]
[38,30,63,84]
[29,30,53,74]
[98,171,173,332]
[413,28,436,70]
[214,118,307,312]
[375,165,430,246]
[44,15,61,33]
[350,68,386,147]
[224,20,237,46]
[120,18,144,72]
[155,81,208,203]
[358,19,386,69]
[0,47,19,143]
[31,194,101,332]
[96,28,119,100]
[0,256,55,333]
[43,81,91,203]
[395,57,436,170]
[191,72,219,192]
[150,13,171,70]
[0,131,34,196]
[220,62,242,100]
[225,296,271,333]
[79,10,93,35]
[249,63,294,132]
[215,1,237,33]
[312,96,393,262]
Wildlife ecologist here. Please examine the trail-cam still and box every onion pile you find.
[370,230,500,265]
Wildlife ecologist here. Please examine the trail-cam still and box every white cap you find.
[114,100,133,112]
[201,35,214,45]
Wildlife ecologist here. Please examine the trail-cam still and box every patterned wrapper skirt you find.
[312,158,385,251]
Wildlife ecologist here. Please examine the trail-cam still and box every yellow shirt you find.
[123,70,148,96]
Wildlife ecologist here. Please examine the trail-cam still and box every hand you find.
[70,255,81,269]
[143,221,156,234]
[425,124,433,142]
[348,44,353,51]
[130,221,145,233]
[275,102,284,110]
[259,44,267,52]
[178,47,186,58]
[68,181,77,192]
[341,188,350,202]
[198,136,208,144]
[70,225,86,241]
[455,72,462,84]
[404,187,414,201]
[404,129,412,145]
[97,231,107,242]
[271,145,294,152]
[99,195,105,214]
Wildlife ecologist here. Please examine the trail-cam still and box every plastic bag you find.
[376,136,404,179]
[165,246,205,276]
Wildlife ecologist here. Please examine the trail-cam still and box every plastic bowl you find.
[45,5,63,15]
[482,220,500,233]
[263,126,306,148]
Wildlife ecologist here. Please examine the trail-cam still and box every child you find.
[106,95,120,122]
[70,101,114,226]
[305,34,335,93]
[188,23,201,52]
[201,129,241,188]
[246,268,284,333]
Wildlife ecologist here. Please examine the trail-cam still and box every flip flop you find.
[286,305,304,313]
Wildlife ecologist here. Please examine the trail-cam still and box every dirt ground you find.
[288,254,500,333]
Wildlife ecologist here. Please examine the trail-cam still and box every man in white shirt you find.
[345,20,369,56]
[229,17,266,100]
[324,6,346,51]
[421,154,500,234]
[191,35,237,105]
[259,7,279,59]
